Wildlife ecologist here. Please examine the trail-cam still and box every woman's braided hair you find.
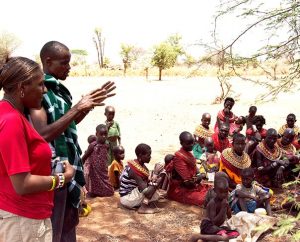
[0,56,41,93]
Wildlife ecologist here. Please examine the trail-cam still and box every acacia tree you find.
[93,27,105,69]
[212,0,300,102]
[0,31,20,64]
[120,43,137,76]
[71,49,88,75]
[151,34,184,80]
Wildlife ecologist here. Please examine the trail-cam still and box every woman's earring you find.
[20,90,24,98]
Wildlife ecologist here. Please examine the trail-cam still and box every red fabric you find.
[292,139,300,150]
[85,142,114,197]
[128,159,149,180]
[211,133,231,153]
[0,101,53,219]
[246,128,267,140]
[214,110,237,135]
[167,148,210,206]
[167,179,210,206]
[174,148,196,180]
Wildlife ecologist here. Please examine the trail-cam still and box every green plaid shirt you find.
[42,74,85,208]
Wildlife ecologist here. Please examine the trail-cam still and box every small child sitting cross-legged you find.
[230,168,272,216]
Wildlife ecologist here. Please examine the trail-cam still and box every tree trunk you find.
[93,38,101,70]
[159,68,162,80]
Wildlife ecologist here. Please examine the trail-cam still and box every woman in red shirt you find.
[0,57,74,242]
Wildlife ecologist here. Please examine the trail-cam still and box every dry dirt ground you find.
[63,76,299,242]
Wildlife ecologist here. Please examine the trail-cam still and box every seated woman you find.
[214,97,237,137]
[278,113,300,150]
[252,129,285,188]
[193,113,214,159]
[277,128,299,179]
[246,115,267,142]
[166,131,210,206]
[219,134,251,190]
[119,143,164,214]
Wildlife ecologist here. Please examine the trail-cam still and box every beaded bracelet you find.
[56,173,65,189]
[48,176,56,191]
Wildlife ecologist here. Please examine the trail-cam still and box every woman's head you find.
[281,128,295,146]
[252,115,266,131]
[249,106,257,116]
[0,57,46,109]
[179,131,195,152]
[224,97,235,110]
[265,128,278,148]
[135,143,151,163]
[286,113,296,128]
[232,133,246,155]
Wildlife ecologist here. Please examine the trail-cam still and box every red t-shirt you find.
[0,101,53,219]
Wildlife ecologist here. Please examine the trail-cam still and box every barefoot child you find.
[200,177,239,238]
[105,106,121,164]
[119,143,164,213]
[82,124,114,197]
[108,145,125,190]
[230,168,272,215]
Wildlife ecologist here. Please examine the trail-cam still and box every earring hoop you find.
[20,90,24,98]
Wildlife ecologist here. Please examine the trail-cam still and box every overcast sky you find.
[0,0,270,64]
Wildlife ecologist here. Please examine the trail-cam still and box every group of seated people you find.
[92,97,299,238]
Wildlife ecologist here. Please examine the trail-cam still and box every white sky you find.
[0,0,270,64]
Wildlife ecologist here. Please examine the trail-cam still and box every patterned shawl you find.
[127,159,149,180]
[42,74,85,208]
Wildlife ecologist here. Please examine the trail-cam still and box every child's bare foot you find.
[137,204,161,214]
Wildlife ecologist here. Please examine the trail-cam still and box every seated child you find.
[230,168,272,216]
[204,171,229,208]
[108,145,125,190]
[199,137,221,181]
[119,143,165,213]
[200,176,239,238]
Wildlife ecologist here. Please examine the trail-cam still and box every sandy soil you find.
[62,76,298,242]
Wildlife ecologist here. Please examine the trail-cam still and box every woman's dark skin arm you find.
[10,161,74,195]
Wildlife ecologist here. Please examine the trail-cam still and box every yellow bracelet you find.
[48,176,56,191]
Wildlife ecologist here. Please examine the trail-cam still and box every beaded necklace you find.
[222,148,251,169]
[257,142,282,161]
